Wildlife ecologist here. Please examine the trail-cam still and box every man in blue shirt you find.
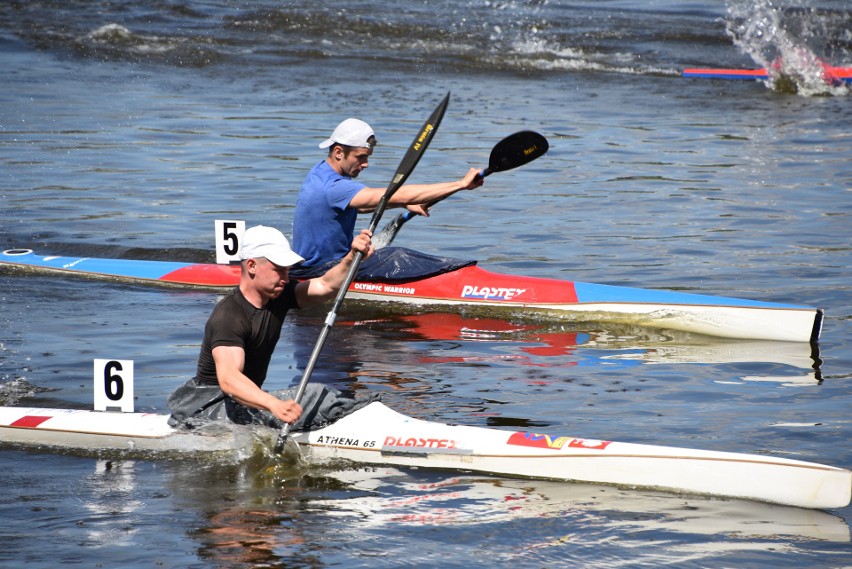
[292,118,483,276]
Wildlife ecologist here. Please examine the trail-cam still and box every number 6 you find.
[94,359,134,412]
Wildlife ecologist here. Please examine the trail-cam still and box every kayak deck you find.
[0,406,254,457]
[0,249,242,290]
[0,249,823,343]
[1,403,849,510]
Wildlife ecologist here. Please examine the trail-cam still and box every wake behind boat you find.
[0,249,823,343]
[0,402,849,510]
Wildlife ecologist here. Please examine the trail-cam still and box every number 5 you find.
[215,220,245,264]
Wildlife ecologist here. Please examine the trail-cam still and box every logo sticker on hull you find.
[507,432,611,450]
[461,285,526,301]
[353,282,416,295]
[384,436,458,449]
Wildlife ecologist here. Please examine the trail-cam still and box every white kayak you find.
[0,402,849,510]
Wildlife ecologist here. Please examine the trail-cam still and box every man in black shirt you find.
[168,224,373,429]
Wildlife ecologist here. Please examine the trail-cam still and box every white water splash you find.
[725,0,848,96]
[84,23,182,55]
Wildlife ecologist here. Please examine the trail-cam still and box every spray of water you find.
[725,0,848,96]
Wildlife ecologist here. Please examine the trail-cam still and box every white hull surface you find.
[2,403,848,510]
[0,406,251,456]
[349,288,821,343]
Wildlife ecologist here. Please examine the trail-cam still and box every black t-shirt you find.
[193,284,299,388]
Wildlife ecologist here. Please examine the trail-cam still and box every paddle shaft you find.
[275,92,452,452]
[379,166,492,238]
[373,130,548,248]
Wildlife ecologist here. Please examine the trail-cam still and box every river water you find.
[1,1,851,567]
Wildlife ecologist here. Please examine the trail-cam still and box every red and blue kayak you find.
[0,248,823,343]
[682,65,852,85]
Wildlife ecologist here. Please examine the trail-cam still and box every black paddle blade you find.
[368,92,451,232]
[484,130,549,176]
[373,129,549,248]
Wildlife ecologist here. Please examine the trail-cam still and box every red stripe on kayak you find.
[160,264,240,286]
[683,66,851,83]
[825,67,852,79]
[11,415,52,428]
[348,265,579,303]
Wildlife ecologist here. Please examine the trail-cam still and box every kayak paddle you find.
[275,92,451,454]
[372,130,549,248]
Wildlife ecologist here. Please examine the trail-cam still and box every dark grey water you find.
[1,1,851,567]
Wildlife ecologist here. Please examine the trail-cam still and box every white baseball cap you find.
[239,225,304,267]
[319,118,375,149]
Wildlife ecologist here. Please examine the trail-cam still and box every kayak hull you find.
[294,402,850,511]
[0,249,822,343]
[1,403,849,510]
[348,265,822,343]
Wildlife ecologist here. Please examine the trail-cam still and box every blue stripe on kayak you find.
[682,70,851,85]
[682,71,768,80]
[2,252,190,280]
[573,281,808,309]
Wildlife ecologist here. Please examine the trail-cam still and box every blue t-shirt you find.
[292,160,365,268]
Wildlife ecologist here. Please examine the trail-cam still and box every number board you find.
[94,359,134,412]
[215,220,246,265]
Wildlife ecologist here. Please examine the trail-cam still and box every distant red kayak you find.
[682,65,852,85]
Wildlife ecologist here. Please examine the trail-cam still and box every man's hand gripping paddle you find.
[275,92,451,454]
[372,130,549,248]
